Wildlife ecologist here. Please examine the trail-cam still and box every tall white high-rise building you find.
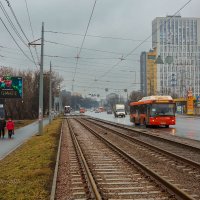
[152,16,200,97]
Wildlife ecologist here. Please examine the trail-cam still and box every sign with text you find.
[0,76,23,98]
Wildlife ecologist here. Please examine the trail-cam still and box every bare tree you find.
[0,67,63,119]
[129,90,144,102]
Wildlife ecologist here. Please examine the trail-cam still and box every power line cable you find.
[44,54,135,72]
[66,83,138,91]
[44,40,125,55]
[95,0,193,81]
[54,68,135,84]
[45,30,152,43]
[72,0,97,88]
[53,63,136,71]
[0,1,27,45]
[24,0,40,63]
[0,16,36,64]
[4,0,38,69]
[53,65,137,78]
[74,0,192,93]
[44,53,134,61]
[78,0,97,57]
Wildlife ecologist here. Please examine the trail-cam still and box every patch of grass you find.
[0,118,62,200]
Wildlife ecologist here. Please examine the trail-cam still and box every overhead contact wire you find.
[72,0,97,89]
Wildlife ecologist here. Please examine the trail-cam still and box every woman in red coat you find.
[6,118,15,139]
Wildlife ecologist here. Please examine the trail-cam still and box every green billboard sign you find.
[0,76,23,98]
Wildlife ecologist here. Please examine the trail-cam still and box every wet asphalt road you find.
[86,111,200,141]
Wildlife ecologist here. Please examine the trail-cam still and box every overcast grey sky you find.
[0,0,199,98]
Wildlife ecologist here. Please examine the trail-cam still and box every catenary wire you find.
[72,0,97,88]
[95,0,193,81]
[44,30,152,43]
[4,0,38,69]
[44,54,136,61]
[24,0,40,63]
[45,40,138,56]
[0,1,27,45]
[0,17,36,64]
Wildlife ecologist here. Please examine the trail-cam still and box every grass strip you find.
[0,118,62,200]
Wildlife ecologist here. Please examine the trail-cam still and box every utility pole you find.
[59,85,62,113]
[38,22,44,135]
[49,61,52,124]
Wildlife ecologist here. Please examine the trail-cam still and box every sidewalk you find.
[0,119,48,160]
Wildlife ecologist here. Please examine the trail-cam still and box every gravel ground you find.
[88,118,200,163]
[69,118,177,199]
[82,118,200,199]
[55,121,72,199]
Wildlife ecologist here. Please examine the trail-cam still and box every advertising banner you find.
[0,76,23,98]
[187,96,194,115]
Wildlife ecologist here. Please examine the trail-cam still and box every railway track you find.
[52,116,199,199]
[79,117,200,199]
[52,119,91,200]
[87,117,200,163]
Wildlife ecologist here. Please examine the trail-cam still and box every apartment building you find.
[152,16,200,97]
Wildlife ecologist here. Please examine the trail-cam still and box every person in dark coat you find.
[0,117,6,138]
[6,118,15,139]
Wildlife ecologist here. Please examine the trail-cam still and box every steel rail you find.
[76,118,195,200]
[66,119,102,200]
[86,118,200,169]
[50,120,64,200]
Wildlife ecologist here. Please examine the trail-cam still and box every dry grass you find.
[0,118,62,200]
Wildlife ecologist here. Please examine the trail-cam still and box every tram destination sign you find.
[0,76,23,98]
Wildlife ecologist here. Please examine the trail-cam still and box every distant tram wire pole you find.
[49,61,52,124]
[38,22,44,135]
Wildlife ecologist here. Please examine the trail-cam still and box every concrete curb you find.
[50,120,63,200]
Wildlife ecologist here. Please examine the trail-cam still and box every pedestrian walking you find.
[0,117,6,139]
[6,118,15,139]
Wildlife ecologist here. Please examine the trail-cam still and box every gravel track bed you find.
[88,118,200,163]
[89,117,200,148]
[55,119,88,200]
[69,118,175,200]
[82,118,200,199]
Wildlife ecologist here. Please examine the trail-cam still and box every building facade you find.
[152,16,200,97]
[147,49,157,96]
[140,52,147,95]
[140,49,157,96]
